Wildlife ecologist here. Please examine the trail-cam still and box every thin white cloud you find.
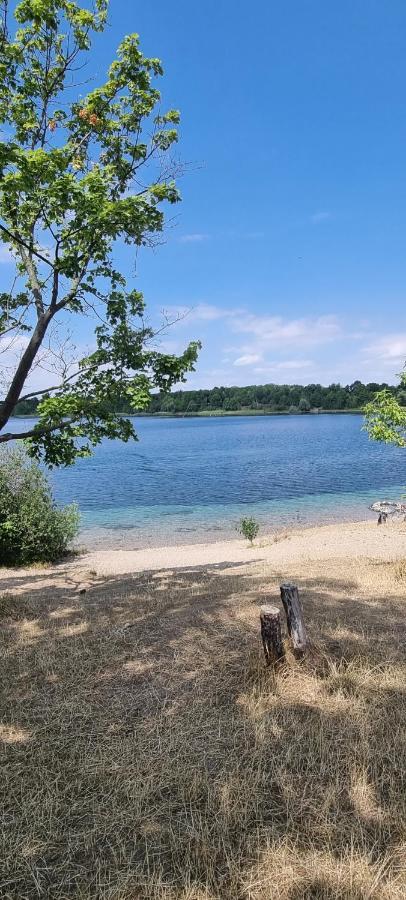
[231,314,341,348]
[164,303,243,323]
[165,307,341,348]
[362,335,406,362]
[191,304,237,321]
[234,353,262,367]
[178,233,209,243]
[165,307,403,388]
[155,338,185,356]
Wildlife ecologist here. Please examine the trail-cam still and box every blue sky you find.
[3,0,406,390]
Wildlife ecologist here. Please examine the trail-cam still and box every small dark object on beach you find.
[369,500,406,525]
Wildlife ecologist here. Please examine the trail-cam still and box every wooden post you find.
[260,605,284,666]
[280,582,307,654]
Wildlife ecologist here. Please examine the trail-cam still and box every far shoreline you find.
[11,408,365,420]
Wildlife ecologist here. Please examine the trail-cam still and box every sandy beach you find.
[81,518,406,573]
[1,519,405,590]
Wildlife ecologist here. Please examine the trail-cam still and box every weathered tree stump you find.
[260,605,284,666]
[280,582,307,654]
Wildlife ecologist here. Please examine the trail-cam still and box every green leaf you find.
[0,0,200,465]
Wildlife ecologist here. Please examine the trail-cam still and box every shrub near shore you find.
[0,449,79,566]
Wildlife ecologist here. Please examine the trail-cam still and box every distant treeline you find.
[13,380,405,417]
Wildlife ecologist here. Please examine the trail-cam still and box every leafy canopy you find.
[364,371,406,447]
[0,0,200,465]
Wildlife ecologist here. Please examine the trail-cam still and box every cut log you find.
[260,605,284,666]
[280,582,307,654]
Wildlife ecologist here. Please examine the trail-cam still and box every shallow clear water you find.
[9,414,406,547]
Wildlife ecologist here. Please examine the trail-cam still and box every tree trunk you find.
[0,310,52,430]
[260,605,284,665]
[280,582,307,654]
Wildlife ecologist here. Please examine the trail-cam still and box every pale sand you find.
[1,519,405,593]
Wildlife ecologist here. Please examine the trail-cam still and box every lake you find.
[9,414,406,548]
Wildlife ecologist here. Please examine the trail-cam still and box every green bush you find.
[0,449,79,566]
[299,397,311,412]
[237,516,260,545]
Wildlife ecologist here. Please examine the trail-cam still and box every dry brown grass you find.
[391,559,406,582]
[0,554,405,899]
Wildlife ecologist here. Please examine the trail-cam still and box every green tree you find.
[223,395,236,411]
[298,396,311,413]
[364,371,406,446]
[0,0,199,465]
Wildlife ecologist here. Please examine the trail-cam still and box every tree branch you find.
[50,239,60,307]
[0,315,29,339]
[17,243,44,317]
[16,362,100,403]
[52,248,95,311]
[0,222,54,268]
[0,0,9,45]
[0,417,75,443]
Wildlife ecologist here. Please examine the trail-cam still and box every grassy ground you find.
[1,554,405,899]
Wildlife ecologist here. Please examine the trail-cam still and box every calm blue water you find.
[9,414,406,547]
